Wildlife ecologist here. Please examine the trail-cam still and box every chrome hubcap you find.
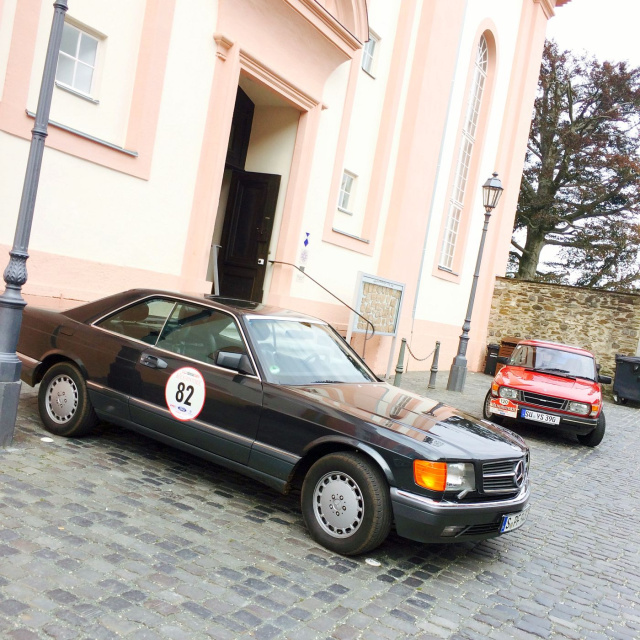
[46,375,78,424]
[313,471,363,538]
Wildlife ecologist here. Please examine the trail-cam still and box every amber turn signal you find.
[413,460,447,491]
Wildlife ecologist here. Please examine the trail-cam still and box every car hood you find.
[497,366,600,402]
[290,382,527,460]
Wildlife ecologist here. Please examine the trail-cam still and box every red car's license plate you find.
[521,409,560,425]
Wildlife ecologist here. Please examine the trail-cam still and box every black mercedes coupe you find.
[17,289,530,555]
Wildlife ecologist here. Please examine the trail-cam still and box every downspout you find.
[409,0,470,346]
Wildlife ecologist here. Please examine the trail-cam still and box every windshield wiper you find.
[310,380,345,384]
[530,367,576,380]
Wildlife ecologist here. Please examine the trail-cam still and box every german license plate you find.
[521,409,560,425]
[501,506,529,533]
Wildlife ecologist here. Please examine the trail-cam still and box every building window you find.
[338,171,357,213]
[361,33,379,76]
[439,36,489,270]
[56,22,99,96]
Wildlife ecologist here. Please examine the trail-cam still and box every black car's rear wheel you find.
[38,362,98,437]
[301,452,391,556]
[483,391,503,424]
[577,411,605,447]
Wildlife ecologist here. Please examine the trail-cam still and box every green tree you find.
[511,40,640,291]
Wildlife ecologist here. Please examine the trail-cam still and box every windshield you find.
[508,344,596,381]
[245,318,377,385]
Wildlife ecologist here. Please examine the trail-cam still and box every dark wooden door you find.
[217,170,281,302]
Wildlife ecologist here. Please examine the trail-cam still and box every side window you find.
[56,22,99,97]
[338,170,357,213]
[361,32,379,77]
[156,303,246,367]
[96,298,175,344]
[510,345,530,367]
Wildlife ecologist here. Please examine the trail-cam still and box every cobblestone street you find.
[1,371,639,639]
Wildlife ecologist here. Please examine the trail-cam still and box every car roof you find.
[64,288,325,324]
[515,339,594,358]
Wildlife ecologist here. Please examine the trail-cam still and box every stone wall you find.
[487,277,640,376]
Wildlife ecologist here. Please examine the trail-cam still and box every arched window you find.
[439,36,489,270]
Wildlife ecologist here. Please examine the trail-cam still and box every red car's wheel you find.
[577,411,605,447]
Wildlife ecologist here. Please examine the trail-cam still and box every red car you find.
[483,340,612,447]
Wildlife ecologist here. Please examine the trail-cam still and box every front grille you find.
[460,522,501,536]
[521,390,566,411]
[482,458,527,494]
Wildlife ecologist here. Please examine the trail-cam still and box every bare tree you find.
[512,40,640,291]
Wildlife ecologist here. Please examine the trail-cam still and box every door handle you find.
[140,354,168,369]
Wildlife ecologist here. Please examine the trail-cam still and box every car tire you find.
[483,391,503,424]
[577,411,605,447]
[301,452,392,556]
[38,362,98,437]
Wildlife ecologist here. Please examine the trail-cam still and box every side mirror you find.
[216,351,255,376]
[497,356,509,365]
[598,374,612,385]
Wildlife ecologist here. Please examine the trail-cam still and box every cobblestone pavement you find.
[1,371,639,639]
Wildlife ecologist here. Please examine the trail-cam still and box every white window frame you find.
[438,36,489,271]
[56,21,99,99]
[361,32,379,77]
[338,170,357,214]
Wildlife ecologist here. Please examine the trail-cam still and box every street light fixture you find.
[447,172,504,392]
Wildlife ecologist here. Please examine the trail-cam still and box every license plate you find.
[521,409,560,425]
[501,506,529,533]
[490,398,518,418]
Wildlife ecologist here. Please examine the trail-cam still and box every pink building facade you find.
[0,0,570,376]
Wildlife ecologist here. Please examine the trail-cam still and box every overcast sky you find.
[546,0,640,67]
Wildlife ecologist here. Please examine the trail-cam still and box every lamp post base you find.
[447,356,468,392]
[0,378,21,448]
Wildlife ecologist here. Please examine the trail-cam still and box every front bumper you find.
[390,480,530,544]
[513,404,597,435]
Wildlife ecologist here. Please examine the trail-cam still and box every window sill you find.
[337,207,354,216]
[361,68,376,80]
[434,265,461,283]
[55,82,100,104]
[331,228,370,244]
[26,110,138,157]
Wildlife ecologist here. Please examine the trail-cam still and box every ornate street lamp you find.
[0,1,68,446]
[447,172,504,392]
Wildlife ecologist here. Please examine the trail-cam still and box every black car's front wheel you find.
[301,452,392,556]
[38,362,98,437]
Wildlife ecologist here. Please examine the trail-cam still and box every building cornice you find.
[288,0,364,54]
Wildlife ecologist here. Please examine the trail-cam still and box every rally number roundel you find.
[165,367,206,421]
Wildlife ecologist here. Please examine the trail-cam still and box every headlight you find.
[445,462,476,492]
[414,460,476,493]
[499,387,519,400]
[567,401,590,415]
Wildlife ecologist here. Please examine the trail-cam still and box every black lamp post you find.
[447,172,504,392]
[0,0,68,446]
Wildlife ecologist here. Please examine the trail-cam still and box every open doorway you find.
[210,78,299,302]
